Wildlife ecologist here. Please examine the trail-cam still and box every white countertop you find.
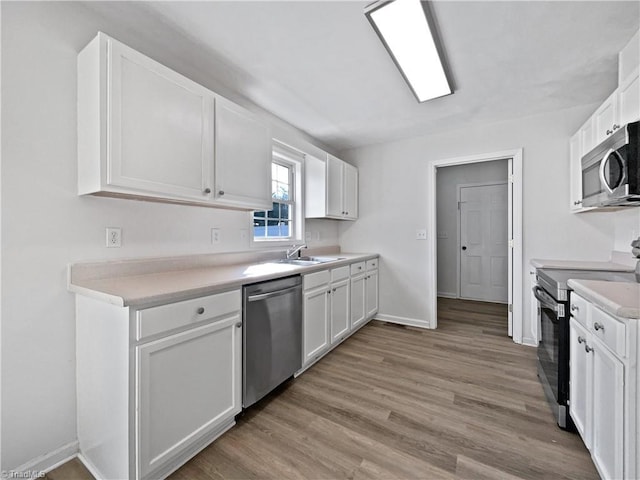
[69,252,378,308]
[568,279,640,319]
[530,259,633,271]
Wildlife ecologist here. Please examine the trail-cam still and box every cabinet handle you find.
[203,188,211,194]
[594,322,604,332]
[570,304,579,312]
[345,211,349,215]
[219,190,225,196]
[585,344,594,353]
[197,307,205,315]
[332,288,336,293]
[573,200,582,205]
[327,290,331,294]
[613,124,620,130]
[235,322,242,328]
[606,129,613,136]
[577,336,585,344]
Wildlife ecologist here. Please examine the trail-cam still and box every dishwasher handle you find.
[246,285,301,302]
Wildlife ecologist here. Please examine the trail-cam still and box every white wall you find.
[0,2,338,471]
[339,104,628,343]
[436,160,508,297]
[612,208,640,253]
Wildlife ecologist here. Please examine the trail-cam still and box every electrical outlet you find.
[437,231,448,239]
[211,228,221,245]
[315,231,321,241]
[239,229,248,242]
[106,227,121,248]
[305,230,312,242]
[416,229,427,240]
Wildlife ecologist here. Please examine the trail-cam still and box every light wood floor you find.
[46,298,597,480]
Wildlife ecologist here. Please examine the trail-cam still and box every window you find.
[252,142,304,243]
[253,161,294,240]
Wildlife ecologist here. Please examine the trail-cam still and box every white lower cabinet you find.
[137,315,241,479]
[302,276,331,365]
[301,257,379,371]
[76,289,242,480]
[569,293,635,480]
[330,267,351,344]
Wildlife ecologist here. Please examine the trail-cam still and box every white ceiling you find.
[85,1,639,151]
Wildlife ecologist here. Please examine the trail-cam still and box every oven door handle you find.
[533,286,559,313]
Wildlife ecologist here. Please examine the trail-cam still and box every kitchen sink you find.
[276,256,345,266]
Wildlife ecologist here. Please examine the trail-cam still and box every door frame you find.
[456,180,509,302]
[427,149,523,344]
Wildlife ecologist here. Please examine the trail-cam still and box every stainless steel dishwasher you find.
[243,275,302,408]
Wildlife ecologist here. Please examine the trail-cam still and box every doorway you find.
[426,149,524,344]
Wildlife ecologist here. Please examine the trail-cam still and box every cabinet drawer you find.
[137,290,240,340]
[366,259,378,271]
[304,270,330,290]
[331,266,350,282]
[590,306,626,358]
[570,293,589,328]
[350,262,365,276]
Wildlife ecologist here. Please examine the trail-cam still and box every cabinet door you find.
[593,91,619,145]
[108,38,214,201]
[326,155,345,217]
[214,98,272,210]
[618,68,640,126]
[303,286,330,365]
[330,279,350,344]
[350,274,366,330]
[591,338,624,480]
[569,133,584,212]
[569,318,591,447]
[580,118,595,156]
[365,270,379,319]
[137,315,241,479]
[343,163,358,220]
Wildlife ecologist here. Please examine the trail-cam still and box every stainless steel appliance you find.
[243,275,302,408]
[581,121,640,207]
[534,268,636,430]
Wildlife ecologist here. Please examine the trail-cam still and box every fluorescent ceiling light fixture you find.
[365,0,453,102]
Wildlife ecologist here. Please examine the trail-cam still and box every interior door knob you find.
[462,246,467,251]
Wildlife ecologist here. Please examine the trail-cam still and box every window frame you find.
[251,143,304,246]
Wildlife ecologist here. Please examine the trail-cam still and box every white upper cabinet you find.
[213,97,272,210]
[305,153,358,220]
[77,32,272,210]
[618,67,640,127]
[568,28,639,214]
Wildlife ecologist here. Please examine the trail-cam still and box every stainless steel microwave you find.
[581,121,640,207]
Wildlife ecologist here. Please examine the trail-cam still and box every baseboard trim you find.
[77,452,103,480]
[11,440,79,478]
[436,292,458,299]
[376,313,432,329]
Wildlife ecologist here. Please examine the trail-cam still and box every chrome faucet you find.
[286,244,307,259]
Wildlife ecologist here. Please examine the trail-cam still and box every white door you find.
[460,183,508,303]
[330,279,350,344]
[326,155,344,218]
[591,338,624,480]
[108,38,214,201]
[569,318,591,447]
[136,316,241,479]
[350,274,366,329]
[303,286,330,365]
[214,97,272,210]
[343,163,358,219]
[365,270,379,319]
